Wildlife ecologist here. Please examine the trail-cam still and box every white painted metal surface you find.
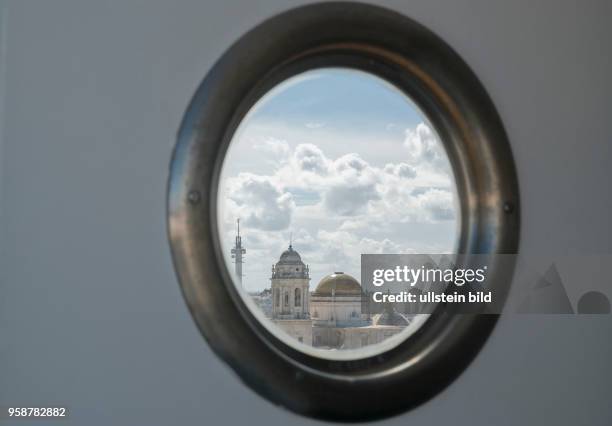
[0,1,610,424]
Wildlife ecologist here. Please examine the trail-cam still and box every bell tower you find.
[270,243,313,345]
[271,244,310,319]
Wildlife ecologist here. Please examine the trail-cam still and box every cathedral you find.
[270,245,312,344]
[266,244,411,349]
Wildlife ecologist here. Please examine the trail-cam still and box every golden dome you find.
[313,272,361,296]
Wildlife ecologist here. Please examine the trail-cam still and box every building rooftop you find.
[276,245,304,265]
[313,272,362,296]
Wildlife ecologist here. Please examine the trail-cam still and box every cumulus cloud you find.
[333,153,369,173]
[291,228,319,253]
[292,143,329,175]
[358,237,404,254]
[220,121,458,289]
[404,123,448,169]
[307,229,411,280]
[384,162,417,179]
[226,173,295,231]
[324,183,379,216]
[414,188,456,221]
[224,128,455,232]
[324,153,380,215]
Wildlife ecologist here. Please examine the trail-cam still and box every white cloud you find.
[253,138,290,161]
[292,143,329,175]
[219,122,458,290]
[404,123,449,170]
[324,153,380,216]
[384,162,417,179]
[415,188,456,221]
[224,126,455,233]
[225,173,295,231]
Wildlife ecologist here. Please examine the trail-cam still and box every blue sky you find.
[249,69,424,135]
[218,68,459,291]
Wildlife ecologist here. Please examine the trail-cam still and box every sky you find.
[218,68,459,292]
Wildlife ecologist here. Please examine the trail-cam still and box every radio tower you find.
[231,218,246,286]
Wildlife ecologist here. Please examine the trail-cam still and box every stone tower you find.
[271,244,310,319]
[270,244,312,345]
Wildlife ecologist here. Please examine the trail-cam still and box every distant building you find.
[265,244,411,350]
[270,245,312,344]
[311,272,409,349]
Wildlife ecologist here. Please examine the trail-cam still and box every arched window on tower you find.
[294,288,301,307]
[284,292,289,307]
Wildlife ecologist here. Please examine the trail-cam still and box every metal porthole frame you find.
[167,2,520,421]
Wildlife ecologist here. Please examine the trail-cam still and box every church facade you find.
[270,245,312,344]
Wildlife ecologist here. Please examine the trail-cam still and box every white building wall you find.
[272,278,310,318]
[273,319,313,345]
[310,296,362,324]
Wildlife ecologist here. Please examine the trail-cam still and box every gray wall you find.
[1,0,610,425]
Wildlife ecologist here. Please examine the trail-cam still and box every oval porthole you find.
[217,67,460,361]
[168,2,519,421]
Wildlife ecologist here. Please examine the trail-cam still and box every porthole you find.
[217,67,459,361]
[168,2,519,421]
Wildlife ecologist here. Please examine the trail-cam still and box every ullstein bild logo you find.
[360,254,612,315]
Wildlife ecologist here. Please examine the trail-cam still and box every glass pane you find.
[217,68,459,360]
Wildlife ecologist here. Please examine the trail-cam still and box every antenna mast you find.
[231,218,246,286]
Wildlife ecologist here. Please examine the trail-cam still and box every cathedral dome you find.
[314,272,361,296]
[277,245,304,265]
[272,245,309,279]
